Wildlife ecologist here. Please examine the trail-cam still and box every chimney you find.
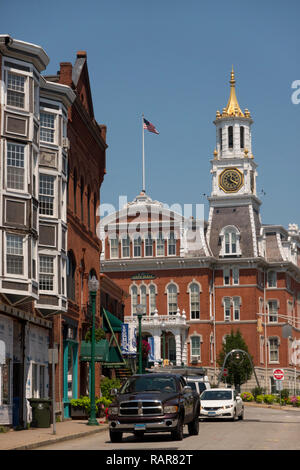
[59,62,72,86]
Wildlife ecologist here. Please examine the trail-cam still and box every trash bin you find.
[28,398,52,428]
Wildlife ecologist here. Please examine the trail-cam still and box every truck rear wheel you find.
[109,429,123,443]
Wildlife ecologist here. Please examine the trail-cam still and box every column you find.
[175,333,182,366]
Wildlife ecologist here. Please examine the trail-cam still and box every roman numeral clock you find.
[219,168,244,193]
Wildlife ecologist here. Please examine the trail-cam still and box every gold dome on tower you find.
[216,66,251,120]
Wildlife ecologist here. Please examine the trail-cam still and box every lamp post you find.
[135,304,145,374]
[87,275,99,426]
[161,322,166,364]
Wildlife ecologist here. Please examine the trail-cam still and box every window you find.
[6,234,24,275]
[269,337,279,363]
[156,232,165,256]
[7,72,26,108]
[87,186,91,229]
[39,174,55,216]
[240,126,244,148]
[39,255,54,291]
[167,283,178,315]
[233,297,241,321]
[140,285,147,312]
[110,237,119,259]
[223,268,230,285]
[268,300,278,323]
[7,142,25,190]
[67,251,76,300]
[267,271,277,288]
[220,226,240,257]
[0,357,11,405]
[191,336,201,359]
[149,284,156,315]
[168,231,176,256]
[232,267,239,285]
[189,283,200,319]
[40,112,55,143]
[73,169,77,214]
[131,285,138,315]
[80,177,84,222]
[145,234,153,257]
[228,126,233,148]
[224,297,231,321]
[122,236,130,258]
[133,236,142,257]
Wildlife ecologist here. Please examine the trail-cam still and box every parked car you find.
[185,375,211,395]
[200,388,244,421]
[108,373,200,442]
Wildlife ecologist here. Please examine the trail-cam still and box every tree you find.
[217,329,253,391]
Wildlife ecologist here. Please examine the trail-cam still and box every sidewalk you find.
[0,419,109,451]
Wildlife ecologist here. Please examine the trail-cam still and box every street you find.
[37,406,300,451]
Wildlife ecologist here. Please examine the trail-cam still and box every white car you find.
[186,376,211,395]
[200,388,244,421]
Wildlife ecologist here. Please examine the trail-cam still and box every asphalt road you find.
[37,406,300,451]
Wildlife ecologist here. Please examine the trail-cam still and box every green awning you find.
[103,308,123,332]
[80,339,109,362]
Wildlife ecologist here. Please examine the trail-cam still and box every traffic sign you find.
[273,368,284,380]
[275,380,283,391]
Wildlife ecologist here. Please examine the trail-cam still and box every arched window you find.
[130,285,138,315]
[149,284,156,315]
[240,126,244,148]
[189,283,200,320]
[220,226,241,257]
[94,192,98,234]
[67,250,76,301]
[73,168,77,214]
[109,236,119,259]
[167,283,178,315]
[269,337,279,363]
[228,126,233,148]
[80,177,84,222]
[121,235,130,258]
[87,186,91,229]
[140,285,147,312]
[190,335,201,361]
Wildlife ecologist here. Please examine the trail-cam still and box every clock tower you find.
[207,68,262,259]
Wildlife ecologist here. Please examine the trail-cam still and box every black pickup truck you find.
[108,373,200,442]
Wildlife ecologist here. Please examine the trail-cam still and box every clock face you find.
[219,168,244,193]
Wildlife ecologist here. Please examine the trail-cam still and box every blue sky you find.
[1,0,299,229]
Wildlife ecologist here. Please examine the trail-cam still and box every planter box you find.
[70,406,88,420]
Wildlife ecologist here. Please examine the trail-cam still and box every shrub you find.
[255,394,264,403]
[240,392,254,402]
[251,386,265,399]
[70,396,112,416]
[100,377,121,400]
[263,394,276,404]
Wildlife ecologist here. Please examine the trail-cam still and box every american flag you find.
[143,118,159,134]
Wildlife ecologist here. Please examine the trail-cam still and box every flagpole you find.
[142,113,145,193]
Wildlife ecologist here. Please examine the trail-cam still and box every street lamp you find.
[135,304,145,374]
[161,322,166,364]
[87,275,99,426]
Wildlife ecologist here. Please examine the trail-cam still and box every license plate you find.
[134,424,146,430]
[208,412,216,416]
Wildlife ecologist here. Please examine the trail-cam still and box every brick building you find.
[45,51,107,418]
[100,69,300,394]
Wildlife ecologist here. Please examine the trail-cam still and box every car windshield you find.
[201,390,232,400]
[120,376,177,394]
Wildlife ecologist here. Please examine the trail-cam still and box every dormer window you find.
[228,126,233,149]
[133,236,142,257]
[219,226,241,257]
[168,231,176,256]
[145,233,153,257]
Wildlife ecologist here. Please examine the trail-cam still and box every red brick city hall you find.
[100,70,300,394]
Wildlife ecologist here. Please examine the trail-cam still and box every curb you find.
[10,425,109,450]
[243,402,300,412]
